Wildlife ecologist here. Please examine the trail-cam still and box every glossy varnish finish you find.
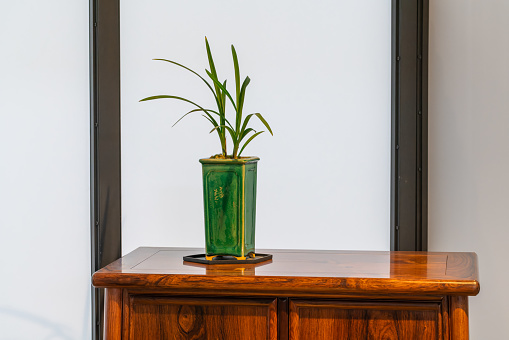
[290,300,441,339]
[104,288,122,340]
[93,247,479,295]
[94,247,479,339]
[127,296,277,340]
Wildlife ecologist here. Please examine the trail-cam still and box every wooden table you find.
[92,247,480,339]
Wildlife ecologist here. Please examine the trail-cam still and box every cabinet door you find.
[289,299,445,340]
[126,296,277,340]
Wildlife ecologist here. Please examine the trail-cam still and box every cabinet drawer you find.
[289,299,446,340]
[126,296,277,340]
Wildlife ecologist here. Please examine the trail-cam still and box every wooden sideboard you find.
[92,247,480,339]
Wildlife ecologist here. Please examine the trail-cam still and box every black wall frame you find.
[90,0,428,338]
[90,1,121,339]
[391,0,429,251]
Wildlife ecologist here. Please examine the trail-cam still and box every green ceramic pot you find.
[200,157,259,260]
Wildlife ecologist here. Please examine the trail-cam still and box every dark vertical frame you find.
[90,0,428,337]
[90,0,121,339]
[391,0,429,251]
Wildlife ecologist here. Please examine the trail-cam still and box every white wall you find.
[121,0,392,255]
[0,1,90,339]
[428,0,509,338]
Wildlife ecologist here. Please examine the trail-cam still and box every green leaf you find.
[202,114,216,127]
[139,95,219,129]
[254,113,273,135]
[206,70,238,111]
[231,45,241,104]
[240,113,254,135]
[152,57,225,123]
[205,37,218,79]
[221,80,227,120]
[205,37,223,104]
[236,76,251,130]
[209,124,232,134]
[153,58,217,99]
[238,131,264,156]
[139,95,203,111]
[172,108,219,128]
[203,115,227,155]
[240,128,256,141]
[224,125,238,145]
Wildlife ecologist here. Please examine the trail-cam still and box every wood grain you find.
[94,247,479,339]
[93,247,480,296]
[290,299,439,339]
[278,298,289,340]
[450,295,469,340]
[104,288,122,340]
[127,296,277,340]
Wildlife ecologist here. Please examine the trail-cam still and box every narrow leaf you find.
[153,58,217,98]
[240,128,256,141]
[202,114,217,127]
[139,95,219,128]
[237,76,251,129]
[224,125,238,145]
[231,45,241,104]
[203,115,227,155]
[254,113,273,135]
[209,124,231,134]
[206,70,237,111]
[173,108,218,127]
[238,131,264,156]
[205,37,222,103]
[240,113,254,135]
[205,37,218,78]
[221,80,228,120]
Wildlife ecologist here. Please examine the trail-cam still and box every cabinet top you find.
[92,247,480,296]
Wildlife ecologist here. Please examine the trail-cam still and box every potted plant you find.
[140,37,272,261]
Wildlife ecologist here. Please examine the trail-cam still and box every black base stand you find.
[183,253,272,265]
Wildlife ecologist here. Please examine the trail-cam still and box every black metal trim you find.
[90,0,122,339]
[391,0,429,251]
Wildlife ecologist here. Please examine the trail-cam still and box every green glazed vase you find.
[200,157,259,260]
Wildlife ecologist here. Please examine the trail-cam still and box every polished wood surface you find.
[289,300,441,339]
[127,296,277,340]
[104,288,122,340]
[93,247,479,296]
[94,247,480,340]
[450,296,469,340]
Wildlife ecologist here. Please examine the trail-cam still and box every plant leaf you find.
[240,113,254,135]
[224,125,238,145]
[237,76,251,130]
[202,114,216,127]
[153,58,217,98]
[238,131,264,157]
[205,37,223,107]
[206,70,238,111]
[231,45,241,104]
[139,95,219,128]
[152,57,225,122]
[173,108,219,127]
[209,124,232,134]
[254,113,273,135]
[240,127,256,141]
[205,37,218,79]
[203,115,227,155]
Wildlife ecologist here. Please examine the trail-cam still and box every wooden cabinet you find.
[93,248,479,339]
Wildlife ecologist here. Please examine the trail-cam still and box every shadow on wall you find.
[0,285,90,339]
[0,307,74,339]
